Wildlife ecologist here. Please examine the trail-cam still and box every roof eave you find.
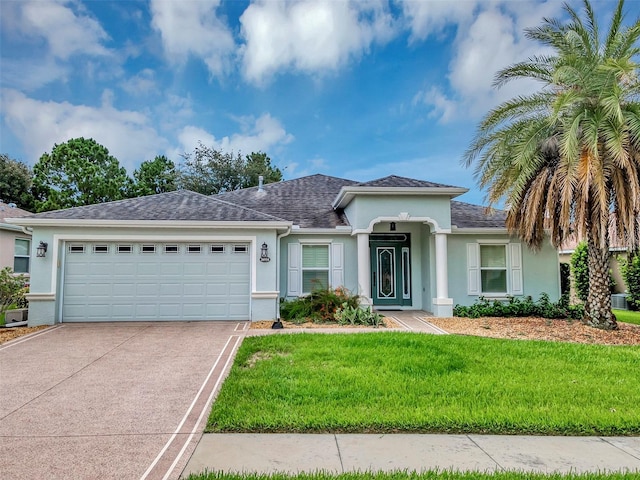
[332,186,469,209]
[6,218,293,229]
[451,227,509,234]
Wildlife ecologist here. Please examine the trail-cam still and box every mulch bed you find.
[0,325,49,345]
[428,316,640,346]
[250,317,401,329]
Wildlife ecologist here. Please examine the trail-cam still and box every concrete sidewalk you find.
[182,433,640,476]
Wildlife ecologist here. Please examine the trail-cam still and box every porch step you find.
[379,310,448,334]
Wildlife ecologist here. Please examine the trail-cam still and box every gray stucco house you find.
[8,174,561,325]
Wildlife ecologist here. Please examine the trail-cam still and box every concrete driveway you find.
[0,321,247,480]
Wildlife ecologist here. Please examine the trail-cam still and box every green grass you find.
[614,309,640,325]
[184,471,638,480]
[206,333,640,435]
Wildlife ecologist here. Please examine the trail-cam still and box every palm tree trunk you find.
[585,231,618,330]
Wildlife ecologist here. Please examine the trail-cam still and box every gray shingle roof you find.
[357,175,460,189]
[25,190,285,222]
[218,174,357,228]
[0,202,31,221]
[451,201,507,228]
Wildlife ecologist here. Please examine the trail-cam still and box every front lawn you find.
[614,309,640,325]
[206,333,640,435]
[185,472,638,480]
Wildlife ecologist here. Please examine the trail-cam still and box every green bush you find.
[335,303,384,327]
[280,287,359,323]
[0,267,28,319]
[620,250,640,311]
[570,242,589,303]
[453,293,583,320]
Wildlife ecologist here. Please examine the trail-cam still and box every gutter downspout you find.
[275,225,292,321]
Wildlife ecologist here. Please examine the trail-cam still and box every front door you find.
[370,234,412,306]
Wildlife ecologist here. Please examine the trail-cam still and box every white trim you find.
[353,216,450,235]
[8,218,291,229]
[290,228,352,235]
[25,293,55,301]
[452,227,509,234]
[476,238,510,244]
[298,237,333,244]
[333,186,468,209]
[251,291,279,299]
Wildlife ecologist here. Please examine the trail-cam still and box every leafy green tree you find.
[32,138,131,212]
[465,0,640,329]
[0,267,28,320]
[0,154,35,211]
[132,155,178,196]
[571,242,590,303]
[179,144,282,195]
[620,251,640,310]
[243,152,283,188]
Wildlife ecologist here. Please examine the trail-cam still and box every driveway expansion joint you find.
[467,434,505,471]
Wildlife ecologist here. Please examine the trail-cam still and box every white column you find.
[357,233,372,305]
[433,232,453,316]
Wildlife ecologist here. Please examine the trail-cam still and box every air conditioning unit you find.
[611,293,628,310]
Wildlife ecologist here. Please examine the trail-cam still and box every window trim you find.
[93,245,109,254]
[210,245,225,253]
[117,244,132,254]
[68,244,86,253]
[301,244,330,295]
[187,244,202,253]
[467,241,523,297]
[479,244,508,295]
[164,244,179,254]
[14,238,30,274]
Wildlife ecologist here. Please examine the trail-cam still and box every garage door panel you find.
[63,242,251,322]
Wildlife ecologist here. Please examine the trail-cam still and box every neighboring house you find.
[7,174,560,326]
[559,223,629,295]
[0,202,32,277]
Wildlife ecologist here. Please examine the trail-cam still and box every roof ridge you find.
[208,195,289,222]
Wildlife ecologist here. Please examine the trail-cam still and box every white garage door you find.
[62,242,251,322]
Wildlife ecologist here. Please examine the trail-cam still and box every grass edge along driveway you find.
[206,332,640,436]
[185,471,639,480]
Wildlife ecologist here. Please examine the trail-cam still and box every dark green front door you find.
[370,234,412,306]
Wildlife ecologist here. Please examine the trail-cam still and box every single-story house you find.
[8,174,560,326]
[0,202,32,277]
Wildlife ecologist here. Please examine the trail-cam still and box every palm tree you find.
[465,0,640,329]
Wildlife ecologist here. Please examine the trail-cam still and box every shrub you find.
[280,287,359,323]
[620,250,640,311]
[335,303,384,327]
[453,293,583,320]
[571,241,589,303]
[0,267,28,318]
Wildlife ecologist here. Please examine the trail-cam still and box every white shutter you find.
[467,243,480,295]
[509,243,523,295]
[288,243,300,296]
[331,243,344,288]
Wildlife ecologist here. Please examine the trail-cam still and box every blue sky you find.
[0,0,615,205]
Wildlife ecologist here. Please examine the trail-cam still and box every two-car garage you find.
[61,241,251,322]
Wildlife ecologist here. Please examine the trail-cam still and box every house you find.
[0,202,32,277]
[7,174,560,326]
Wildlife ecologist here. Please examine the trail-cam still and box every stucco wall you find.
[448,233,561,307]
[0,228,31,274]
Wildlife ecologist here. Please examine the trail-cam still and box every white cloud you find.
[7,0,111,60]
[175,113,294,159]
[1,89,168,170]
[120,69,159,96]
[150,0,235,78]
[411,1,562,122]
[239,0,396,85]
[400,0,477,42]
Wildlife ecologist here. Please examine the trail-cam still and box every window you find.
[141,244,156,253]
[69,244,85,253]
[467,242,522,296]
[302,245,329,293]
[93,245,109,253]
[233,245,248,253]
[14,239,30,273]
[480,245,507,293]
[164,244,179,253]
[117,245,132,253]
[188,245,201,253]
[210,245,225,253]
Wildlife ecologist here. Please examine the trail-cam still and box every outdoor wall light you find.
[260,242,271,262]
[390,222,397,231]
[36,241,48,258]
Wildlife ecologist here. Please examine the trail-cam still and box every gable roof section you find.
[11,190,287,225]
[450,201,507,229]
[333,175,468,209]
[0,202,31,221]
[218,174,357,229]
